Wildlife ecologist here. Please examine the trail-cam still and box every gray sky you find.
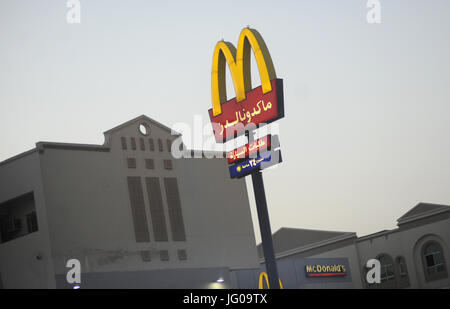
[1,0,450,243]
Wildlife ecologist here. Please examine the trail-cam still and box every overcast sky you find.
[1,0,450,243]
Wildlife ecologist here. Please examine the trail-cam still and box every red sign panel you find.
[227,135,271,164]
[208,79,284,143]
[306,272,346,277]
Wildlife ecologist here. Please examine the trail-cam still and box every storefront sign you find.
[208,28,284,142]
[305,264,347,277]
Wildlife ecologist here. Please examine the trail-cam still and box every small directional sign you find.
[229,150,282,179]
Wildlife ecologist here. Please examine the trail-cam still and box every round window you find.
[139,123,150,136]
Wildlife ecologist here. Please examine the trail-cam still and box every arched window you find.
[377,254,396,283]
[422,241,448,282]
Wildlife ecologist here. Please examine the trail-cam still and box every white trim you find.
[397,208,450,225]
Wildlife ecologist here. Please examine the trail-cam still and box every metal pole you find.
[251,171,280,289]
[251,170,280,289]
[245,130,280,289]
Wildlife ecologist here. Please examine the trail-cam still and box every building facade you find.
[1,115,449,289]
[0,115,259,288]
[234,203,450,289]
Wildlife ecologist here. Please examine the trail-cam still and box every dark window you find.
[166,139,172,153]
[379,254,395,283]
[126,177,150,242]
[26,211,38,233]
[121,137,127,150]
[396,256,410,288]
[177,249,187,261]
[127,158,136,169]
[424,243,444,273]
[131,137,136,150]
[163,178,186,241]
[0,192,37,244]
[145,159,155,170]
[140,250,151,262]
[397,257,407,278]
[158,138,163,152]
[139,138,146,151]
[144,177,169,242]
[422,241,448,281]
[160,250,169,261]
[149,138,155,151]
[163,159,173,170]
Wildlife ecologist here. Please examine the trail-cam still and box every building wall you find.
[356,217,450,289]
[402,218,450,289]
[37,119,258,287]
[245,214,450,289]
[55,267,233,289]
[233,257,353,289]
[0,151,55,288]
[308,243,363,288]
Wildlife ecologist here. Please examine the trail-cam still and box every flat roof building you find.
[233,202,450,289]
[0,115,259,288]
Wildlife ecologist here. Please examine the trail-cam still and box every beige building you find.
[0,115,259,288]
[245,202,450,289]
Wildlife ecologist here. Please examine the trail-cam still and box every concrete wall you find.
[241,215,450,289]
[308,243,363,288]
[0,151,55,288]
[37,118,258,287]
[356,217,450,289]
[55,267,233,289]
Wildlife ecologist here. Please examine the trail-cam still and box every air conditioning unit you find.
[4,218,21,233]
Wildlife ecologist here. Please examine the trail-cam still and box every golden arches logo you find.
[258,272,284,289]
[211,28,277,116]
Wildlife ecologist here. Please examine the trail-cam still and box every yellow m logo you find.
[258,272,284,289]
[211,28,277,116]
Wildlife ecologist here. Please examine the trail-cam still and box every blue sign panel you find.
[229,150,281,179]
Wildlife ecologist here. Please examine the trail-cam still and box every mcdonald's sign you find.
[208,28,284,143]
[258,272,283,289]
[305,264,347,277]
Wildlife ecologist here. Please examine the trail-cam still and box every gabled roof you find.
[397,202,450,225]
[0,116,191,166]
[103,114,180,136]
[257,227,356,258]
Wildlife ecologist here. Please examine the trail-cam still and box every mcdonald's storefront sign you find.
[208,28,284,143]
[232,258,353,288]
[305,264,347,277]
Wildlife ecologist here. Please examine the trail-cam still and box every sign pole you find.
[247,131,280,289]
[251,171,280,289]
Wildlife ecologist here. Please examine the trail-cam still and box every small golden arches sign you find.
[258,272,284,289]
